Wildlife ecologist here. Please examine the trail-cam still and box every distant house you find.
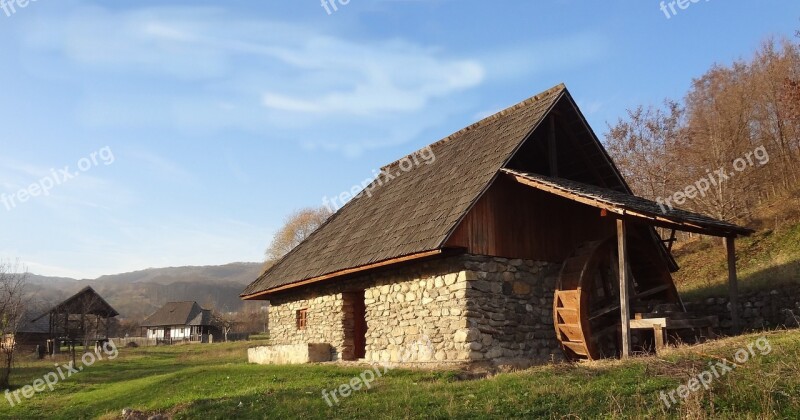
[141,302,217,343]
[5,312,49,350]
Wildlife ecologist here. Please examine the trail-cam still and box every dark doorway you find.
[344,291,368,360]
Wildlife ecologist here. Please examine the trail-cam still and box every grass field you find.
[1,330,798,419]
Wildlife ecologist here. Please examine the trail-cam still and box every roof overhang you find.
[502,169,754,238]
[241,250,445,300]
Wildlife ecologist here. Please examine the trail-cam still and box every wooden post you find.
[653,324,665,354]
[725,237,741,334]
[617,219,632,358]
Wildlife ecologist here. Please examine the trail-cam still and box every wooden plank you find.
[618,219,632,358]
[556,291,580,308]
[556,307,579,324]
[562,341,589,356]
[631,284,670,301]
[630,318,667,329]
[557,324,584,342]
[589,304,620,321]
[725,237,741,334]
[630,316,718,329]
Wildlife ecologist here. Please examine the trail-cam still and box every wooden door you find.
[352,292,367,359]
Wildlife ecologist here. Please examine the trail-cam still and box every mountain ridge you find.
[26,262,264,320]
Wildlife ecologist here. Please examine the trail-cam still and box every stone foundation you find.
[267,254,564,366]
[248,343,332,365]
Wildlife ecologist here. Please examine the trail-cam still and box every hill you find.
[672,191,800,300]
[26,263,263,320]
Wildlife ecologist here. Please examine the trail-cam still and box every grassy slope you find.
[672,217,800,300]
[1,331,798,419]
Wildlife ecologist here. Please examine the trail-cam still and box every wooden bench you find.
[630,313,719,354]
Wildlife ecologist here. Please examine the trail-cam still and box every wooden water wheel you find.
[553,236,681,361]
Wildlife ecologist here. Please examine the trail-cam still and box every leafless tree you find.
[211,311,237,342]
[264,207,332,266]
[0,261,29,389]
[605,100,685,200]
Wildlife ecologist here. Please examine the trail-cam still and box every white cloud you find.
[13,4,606,157]
[15,5,486,156]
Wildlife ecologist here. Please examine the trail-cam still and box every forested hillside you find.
[605,35,800,224]
[604,32,800,299]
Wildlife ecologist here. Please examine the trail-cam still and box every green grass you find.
[673,220,800,300]
[1,331,799,419]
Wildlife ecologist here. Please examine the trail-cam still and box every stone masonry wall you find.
[361,263,469,364]
[462,255,564,365]
[267,254,565,366]
[684,283,800,335]
[268,256,472,363]
[268,293,346,360]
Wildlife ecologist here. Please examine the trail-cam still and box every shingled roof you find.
[243,83,752,299]
[243,84,567,298]
[141,302,212,327]
[35,286,119,320]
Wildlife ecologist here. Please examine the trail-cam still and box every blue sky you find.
[0,0,797,279]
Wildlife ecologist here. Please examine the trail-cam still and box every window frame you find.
[296,308,308,330]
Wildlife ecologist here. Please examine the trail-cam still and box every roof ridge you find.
[381,83,566,172]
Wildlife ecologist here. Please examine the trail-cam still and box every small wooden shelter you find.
[34,286,119,350]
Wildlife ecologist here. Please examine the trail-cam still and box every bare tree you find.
[0,261,28,389]
[264,207,332,266]
[605,101,685,200]
[211,311,237,342]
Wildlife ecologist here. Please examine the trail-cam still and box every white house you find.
[141,301,217,343]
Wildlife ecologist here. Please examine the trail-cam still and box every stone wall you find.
[267,254,565,366]
[461,255,564,366]
[268,293,347,360]
[362,264,470,364]
[684,283,800,335]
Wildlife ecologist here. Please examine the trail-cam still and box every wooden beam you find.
[618,219,632,359]
[662,229,677,252]
[548,116,558,177]
[241,250,444,299]
[725,237,741,334]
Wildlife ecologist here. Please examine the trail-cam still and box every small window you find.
[296,309,308,330]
